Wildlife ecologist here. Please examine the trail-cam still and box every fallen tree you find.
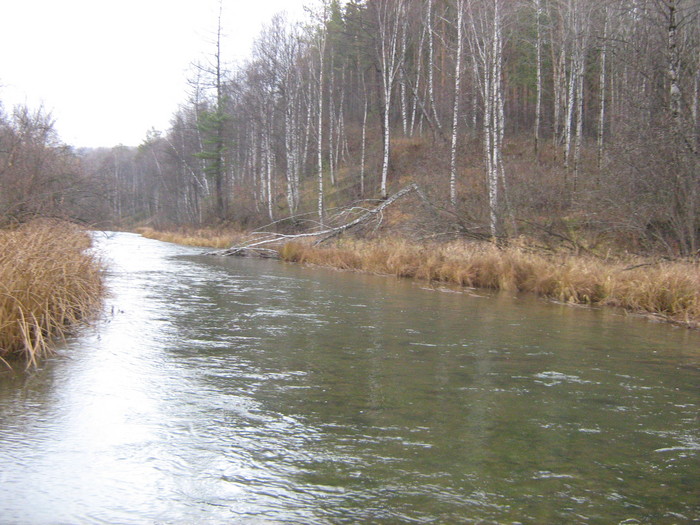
[210,184,422,257]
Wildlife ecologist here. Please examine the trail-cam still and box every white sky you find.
[0,0,312,148]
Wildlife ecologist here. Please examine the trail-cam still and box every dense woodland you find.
[2,0,700,256]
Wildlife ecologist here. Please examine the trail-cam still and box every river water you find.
[0,232,698,524]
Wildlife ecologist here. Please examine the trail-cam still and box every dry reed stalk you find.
[0,220,104,367]
[136,226,247,249]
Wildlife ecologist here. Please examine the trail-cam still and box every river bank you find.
[136,227,700,329]
[2,231,697,523]
[0,220,104,367]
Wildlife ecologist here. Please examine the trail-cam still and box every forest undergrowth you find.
[0,220,104,368]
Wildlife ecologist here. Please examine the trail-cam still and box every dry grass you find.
[135,226,247,249]
[280,238,700,327]
[0,220,104,367]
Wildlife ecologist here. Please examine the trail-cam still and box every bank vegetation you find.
[0,221,104,368]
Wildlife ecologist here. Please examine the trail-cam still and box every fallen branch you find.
[210,184,421,257]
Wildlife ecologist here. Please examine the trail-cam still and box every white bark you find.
[450,0,464,207]
[361,91,368,197]
[400,17,409,136]
[375,0,406,199]
[328,59,336,187]
[668,0,682,124]
[534,0,543,155]
[469,0,505,238]
[427,0,443,134]
[694,66,699,144]
[597,7,608,170]
[409,23,427,137]
[573,53,585,187]
[265,132,274,221]
[317,30,326,225]
[564,53,575,170]
[284,100,297,214]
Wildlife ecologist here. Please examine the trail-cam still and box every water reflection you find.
[0,232,698,523]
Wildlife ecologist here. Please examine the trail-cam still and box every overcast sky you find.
[0,0,312,149]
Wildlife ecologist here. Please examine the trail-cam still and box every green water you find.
[0,232,698,523]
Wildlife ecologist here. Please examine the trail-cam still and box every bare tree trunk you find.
[573,52,585,190]
[338,69,350,163]
[375,0,406,199]
[564,54,575,171]
[400,17,409,136]
[534,0,543,156]
[471,56,479,135]
[551,23,566,158]
[409,23,427,137]
[427,0,443,135]
[694,65,699,145]
[301,79,313,176]
[328,59,336,187]
[667,0,682,125]
[265,132,274,221]
[361,90,368,197]
[469,0,505,238]
[450,0,464,207]
[597,7,608,170]
[495,3,509,232]
[284,97,297,214]
[317,30,326,225]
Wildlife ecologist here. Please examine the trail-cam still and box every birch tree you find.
[370,0,407,199]
[533,0,544,155]
[597,5,608,169]
[468,0,508,238]
[450,0,465,207]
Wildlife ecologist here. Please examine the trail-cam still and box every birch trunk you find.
[534,0,543,155]
[667,0,682,125]
[328,59,336,187]
[493,0,506,235]
[284,99,297,214]
[597,8,608,171]
[564,55,575,171]
[450,0,464,207]
[573,53,585,189]
[265,132,274,221]
[409,24,427,137]
[400,18,409,136]
[427,0,443,134]
[376,0,405,199]
[361,93,368,197]
[317,31,326,225]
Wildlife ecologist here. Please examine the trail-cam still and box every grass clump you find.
[0,220,104,367]
[135,226,247,249]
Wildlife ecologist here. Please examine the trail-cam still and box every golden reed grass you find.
[135,226,248,250]
[280,239,700,327]
[0,220,104,367]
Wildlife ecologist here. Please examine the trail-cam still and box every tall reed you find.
[135,226,247,249]
[0,220,104,367]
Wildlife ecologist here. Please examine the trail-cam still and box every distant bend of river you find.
[0,231,698,524]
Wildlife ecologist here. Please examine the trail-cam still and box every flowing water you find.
[1,232,698,524]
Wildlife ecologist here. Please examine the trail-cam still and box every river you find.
[0,231,698,524]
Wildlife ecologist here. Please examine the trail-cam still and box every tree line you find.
[3,0,699,255]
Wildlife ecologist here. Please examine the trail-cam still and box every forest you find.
[2,0,700,256]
